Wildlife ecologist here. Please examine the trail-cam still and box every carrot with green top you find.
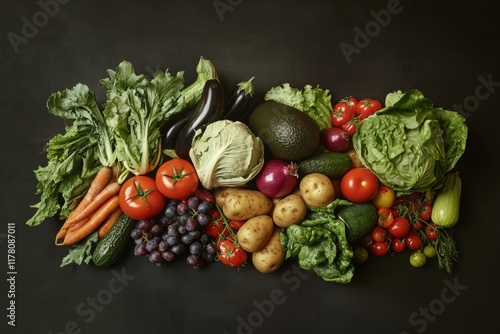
[54,166,113,244]
[57,195,120,246]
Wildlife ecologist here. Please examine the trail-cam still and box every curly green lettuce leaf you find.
[281,199,354,284]
[27,85,105,227]
[264,83,333,131]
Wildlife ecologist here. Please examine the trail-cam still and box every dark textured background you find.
[1,1,499,333]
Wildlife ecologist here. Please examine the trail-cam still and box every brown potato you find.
[236,215,274,252]
[252,227,285,273]
[299,173,335,208]
[272,194,307,228]
[222,189,273,220]
[346,147,363,168]
[214,187,241,209]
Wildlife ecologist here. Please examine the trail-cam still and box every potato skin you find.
[252,227,285,273]
[222,189,273,220]
[272,194,307,228]
[236,215,274,252]
[299,173,335,208]
[215,187,241,209]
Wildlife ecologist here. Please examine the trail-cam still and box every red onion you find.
[321,127,350,152]
[255,159,299,198]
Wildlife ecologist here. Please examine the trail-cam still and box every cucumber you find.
[298,152,352,178]
[92,213,135,268]
[337,203,377,243]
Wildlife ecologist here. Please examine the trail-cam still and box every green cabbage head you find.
[189,120,265,189]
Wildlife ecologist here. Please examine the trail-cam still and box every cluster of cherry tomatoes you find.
[357,192,440,268]
[331,96,382,136]
[204,209,248,267]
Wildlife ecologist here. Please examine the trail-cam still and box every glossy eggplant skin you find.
[175,79,225,160]
[161,107,196,150]
[222,77,255,123]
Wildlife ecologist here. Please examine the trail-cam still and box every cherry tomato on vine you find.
[155,158,199,200]
[229,220,246,230]
[372,226,387,243]
[370,241,389,256]
[194,187,214,203]
[218,239,247,267]
[204,210,224,238]
[360,234,374,247]
[409,251,427,267]
[423,245,437,258]
[411,219,424,231]
[340,168,379,203]
[388,216,411,239]
[391,238,406,253]
[419,202,433,221]
[355,98,383,120]
[331,101,354,127]
[424,222,439,241]
[377,207,394,228]
[406,230,422,250]
[344,96,359,110]
[341,118,358,136]
[119,175,165,220]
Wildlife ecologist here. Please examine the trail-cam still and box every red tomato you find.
[360,234,373,247]
[155,158,199,200]
[411,219,424,231]
[370,241,389,256]
[229,220,246,230]
[419,202,433,221]
[406,231,422,250]
[391,238,406,253]
[218,239,247,267]
[194,187,214,203]
[344,96,359,110]
[372,226,387,243]
[424,222,439,241]
[355,98,382,120]
[340,168,379,202]
[377,207,394,228]
[388,216,411,238]
[205,210,224,238]
[331,101,354,127]
[119,175,165,220]
[341,118,358,136]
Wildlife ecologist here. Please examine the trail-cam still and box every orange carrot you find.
[97,207,123,239]
[57,195,120,246]
[54,166,113,244]
[63,181,121,227]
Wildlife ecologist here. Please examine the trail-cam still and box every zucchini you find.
[337,203,377,242]
[298,152,352,178]
[431,172,461,228]
[92,213,135,267]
